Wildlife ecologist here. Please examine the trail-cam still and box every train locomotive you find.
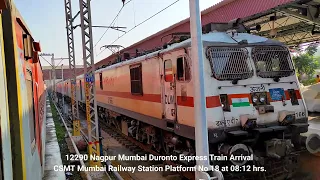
[56,20,320,179]
[0,1,46,180]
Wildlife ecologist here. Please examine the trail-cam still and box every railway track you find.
[98,119,195,180]
[59,102,193,180]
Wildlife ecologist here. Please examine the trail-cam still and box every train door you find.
[162,56,177,125]
[26,69,36,152]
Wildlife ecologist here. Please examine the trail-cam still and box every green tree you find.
[305,44,318,56]
[292,44,320,80]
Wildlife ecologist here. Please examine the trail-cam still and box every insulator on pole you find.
[122,0,125,6]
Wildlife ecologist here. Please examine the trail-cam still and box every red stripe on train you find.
[96,90,161,103]
[177,96,194,107]
[164,74,173,82]
[95,90,303,107]
[206,96,221,108]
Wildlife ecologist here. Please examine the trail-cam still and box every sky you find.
[14,0,222,67]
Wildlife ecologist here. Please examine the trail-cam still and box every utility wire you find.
[76,0,133,65]
[40,56,53,67]
[93,0,133,49]
[133,0,136,26]
[96,0,180,57]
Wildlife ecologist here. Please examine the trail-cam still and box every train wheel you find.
[151,135,162,153]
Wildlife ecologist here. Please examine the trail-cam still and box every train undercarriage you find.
[59,94,320,180]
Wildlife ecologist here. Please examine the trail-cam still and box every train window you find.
[252,46,294,78]
[206,47,253,80]
[130,64,143,95]
[177,57,191,81]
[164,60,173,82]
[23,34,33,60]
[99,73,103,90]
[80,80,83,100]
[25,69,36,152]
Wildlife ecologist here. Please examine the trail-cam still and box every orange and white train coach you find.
[56,26,319,177]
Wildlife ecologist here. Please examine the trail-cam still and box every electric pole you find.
[64,0,81,137]
[79,0,101,167]
[61,64,65,114]
[40,53,55,99]
[39,54,68,103]
[63,0,127,169]
[189,0,223,179]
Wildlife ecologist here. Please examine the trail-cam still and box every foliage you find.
[292,44,320,80]
[50,101,65,143]
[305,44,318,56]
[301,78,317,86]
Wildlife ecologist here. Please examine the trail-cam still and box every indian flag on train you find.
[231,97,250,107]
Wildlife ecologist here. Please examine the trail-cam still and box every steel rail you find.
[52,100,93,180]
[58,101,123,180]
[79,123,123,180]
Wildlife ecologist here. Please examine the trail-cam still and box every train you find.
[0,1,46,180]
[56,21,320,179]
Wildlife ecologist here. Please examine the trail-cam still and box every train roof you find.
[8,1,44,70]
[93,32,284,72]
[202,32,283,46]
[57,31,285,84]
[9,2,33,39]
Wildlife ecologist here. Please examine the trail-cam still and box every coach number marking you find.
[216,117,239,127]
[170,82,175,90]
[165,95,175,104]
[295,112,305,118]
[171,109,175,116]
[250,84,265,92]
[107,97,113,104]
[213,133,218,138]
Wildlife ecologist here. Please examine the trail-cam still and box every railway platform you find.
[42,97,65,180]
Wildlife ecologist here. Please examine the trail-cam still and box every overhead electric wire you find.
[133,0,136,26]
[40,56,53,67]
[96,0,181,57]
[75,0,133,65]
[93,0,133,49]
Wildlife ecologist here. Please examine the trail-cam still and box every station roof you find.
[241,0,320,47]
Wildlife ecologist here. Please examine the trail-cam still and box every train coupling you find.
[264,134,320,158]
[301,133,320,154]
[265,139,294,159]
[218,143,253,166]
